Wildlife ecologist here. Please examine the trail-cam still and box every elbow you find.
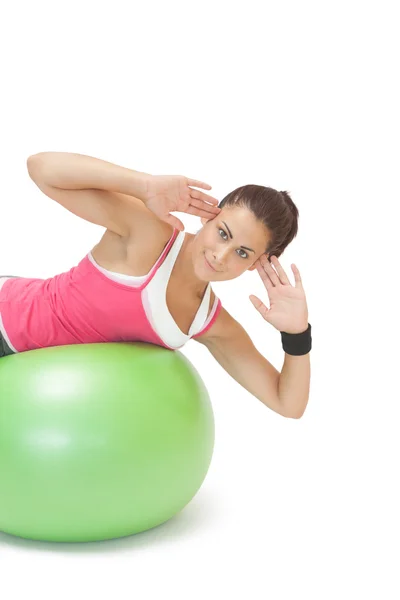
[27,153,48,180]
[27,152,52,167]
[288,401,309,419]
[281,409,302,419]
[288,411,304,420]
[27,153,40,172]
[27,152,41,164]
[281,397,309,419]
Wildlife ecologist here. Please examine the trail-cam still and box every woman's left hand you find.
[249,255,309,334]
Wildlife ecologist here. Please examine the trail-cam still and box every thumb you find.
[164,215,185,231]
[249,295,270,321]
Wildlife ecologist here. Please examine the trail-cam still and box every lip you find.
[204,256,219,272]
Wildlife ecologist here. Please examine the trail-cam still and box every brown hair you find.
[218,185,299,261]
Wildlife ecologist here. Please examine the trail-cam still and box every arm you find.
[26,152,153,236]
[26,152,220,235]
[27,152,150,197]
[195,308,294,418]
[278,352,310,419]
[195,308,309,418]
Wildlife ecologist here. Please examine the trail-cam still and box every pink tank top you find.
[0,228,222,353]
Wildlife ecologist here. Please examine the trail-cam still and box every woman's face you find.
[192,206,271,282]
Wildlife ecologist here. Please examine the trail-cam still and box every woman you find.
[0,152,312,417]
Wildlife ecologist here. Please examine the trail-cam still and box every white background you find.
[1,1,399,598]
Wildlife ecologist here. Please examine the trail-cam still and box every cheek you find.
[202,228,216,247]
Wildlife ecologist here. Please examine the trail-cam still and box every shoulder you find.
[123,217,175,257]
[126,214,174,245]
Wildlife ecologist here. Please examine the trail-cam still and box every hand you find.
[144,174,221,231]
[249,255,309,334]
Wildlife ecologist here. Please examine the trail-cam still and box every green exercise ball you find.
[0,343,214,543]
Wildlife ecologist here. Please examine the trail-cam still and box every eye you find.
[218,228,248,259]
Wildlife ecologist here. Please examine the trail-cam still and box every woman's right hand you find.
[143,174,221,231]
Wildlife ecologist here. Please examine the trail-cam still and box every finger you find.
[187,178,213,191]
[186,204,220,219]
[189,197,221,215]
[268,255,290,285]
[260,258,280,285]
[249,295,269,320]
[190,189,220,207]
[255,260,274,290]
[164,215,185,231]
[291,264,303,288]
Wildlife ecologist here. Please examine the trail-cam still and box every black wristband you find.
[280,323,312,356]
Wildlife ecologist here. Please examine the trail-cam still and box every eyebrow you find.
[222,221,255,253]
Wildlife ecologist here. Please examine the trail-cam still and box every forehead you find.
[219,206,269,247]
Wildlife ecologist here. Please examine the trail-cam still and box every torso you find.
[90,220,217,337]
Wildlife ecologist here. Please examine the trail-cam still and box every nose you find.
[212,246,230,268]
